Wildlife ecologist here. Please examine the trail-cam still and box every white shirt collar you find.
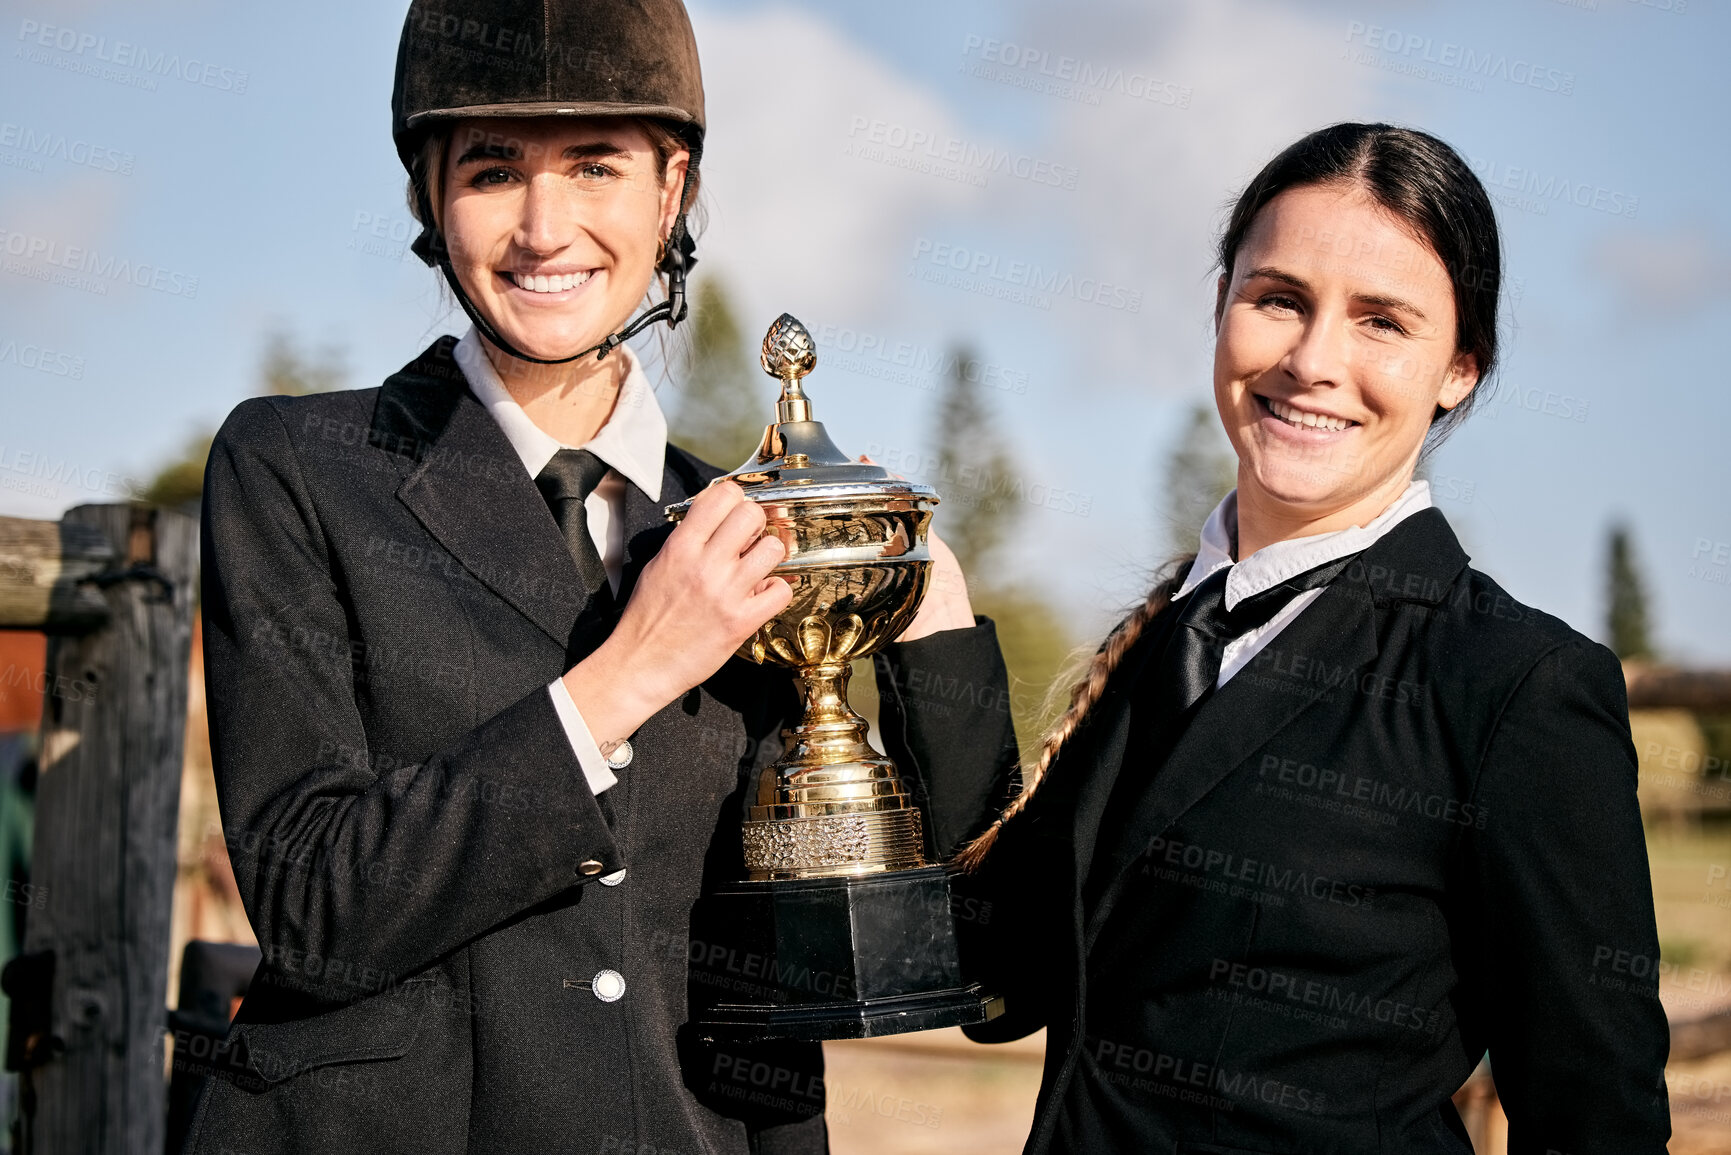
[1177,480,1433,610]
[453,327,666,501]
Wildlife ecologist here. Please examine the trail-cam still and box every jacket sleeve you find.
[872,618,1065,1045]
[872,616,1021,860]
[202,397,621,997]
[1452,638,1670,1153]
[951,798,1061,1045]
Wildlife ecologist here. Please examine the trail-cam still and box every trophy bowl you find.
[665,314,1001,1041]
[734,485,936,879]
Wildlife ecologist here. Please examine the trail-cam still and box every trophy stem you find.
[741,660,927,881]
[782,660,875,768]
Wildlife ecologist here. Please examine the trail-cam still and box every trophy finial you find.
[761,313,817,384]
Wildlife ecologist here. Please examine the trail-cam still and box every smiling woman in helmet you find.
[431,114,694,368]
[184,2,1015,1152]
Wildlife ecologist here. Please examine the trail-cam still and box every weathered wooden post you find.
[1,506,198,1154]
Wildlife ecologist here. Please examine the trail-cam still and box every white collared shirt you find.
[454,327,669,795]
[1173,480,1433,686]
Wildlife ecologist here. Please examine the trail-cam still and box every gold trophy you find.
[668,314,1001,1040]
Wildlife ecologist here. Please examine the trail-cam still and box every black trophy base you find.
[688,864,1003,1043]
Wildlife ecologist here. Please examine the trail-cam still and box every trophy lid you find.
[667,313,937,514]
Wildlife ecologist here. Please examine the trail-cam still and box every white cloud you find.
[1592,226,1729,315]
[690,4,986,331]
[0,177,123,311]
[1005,0,1374,388]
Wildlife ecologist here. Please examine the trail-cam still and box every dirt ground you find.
[826,1020,1731,1154]
[1654,821,1731,1154]
[1667,1048,1731,1155]
[824,1028,1043,1155]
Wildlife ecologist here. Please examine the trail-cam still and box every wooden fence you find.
[1,507,197,1155]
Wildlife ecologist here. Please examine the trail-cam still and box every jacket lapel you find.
[370,339,586,647]
[1080,507,1470,935]
[1080,581,1378,940]
[367,347,735,653]
[1118,586,1376,860]
[615,449,714,607]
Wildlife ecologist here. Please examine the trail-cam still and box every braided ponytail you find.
[952,557,1193,873]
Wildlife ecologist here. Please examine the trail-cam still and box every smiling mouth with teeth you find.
[1260,394,1358,432]
[508,270,594,294]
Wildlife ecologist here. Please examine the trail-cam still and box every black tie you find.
[1161,552,1360,719]
[535,448,614,612]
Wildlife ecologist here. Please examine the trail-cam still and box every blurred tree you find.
[1161,402,1236,557]
[139,429,215,511]
[261,330,346,397]
[972,586,1076,748]
[926,343,1073,751]
[670,278,765,469]
[1606,522,1655,661]
[934,344,1017,576]
[141,330,344,510]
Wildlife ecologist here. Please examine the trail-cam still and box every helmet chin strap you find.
[413,218,693,365]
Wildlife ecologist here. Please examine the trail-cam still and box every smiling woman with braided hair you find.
[951,123,1670,1155]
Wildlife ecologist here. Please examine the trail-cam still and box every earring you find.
[655,238,667,266]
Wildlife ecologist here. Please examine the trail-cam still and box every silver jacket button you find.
[598,868,627,887]
[591,969,626,1003]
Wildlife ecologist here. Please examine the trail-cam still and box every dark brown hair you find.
[955,123,1502,871]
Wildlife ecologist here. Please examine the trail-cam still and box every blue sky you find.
[2,0,1727,658]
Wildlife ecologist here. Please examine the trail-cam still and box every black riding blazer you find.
[957,506,1669,1154]
[187,337,1017,1154]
